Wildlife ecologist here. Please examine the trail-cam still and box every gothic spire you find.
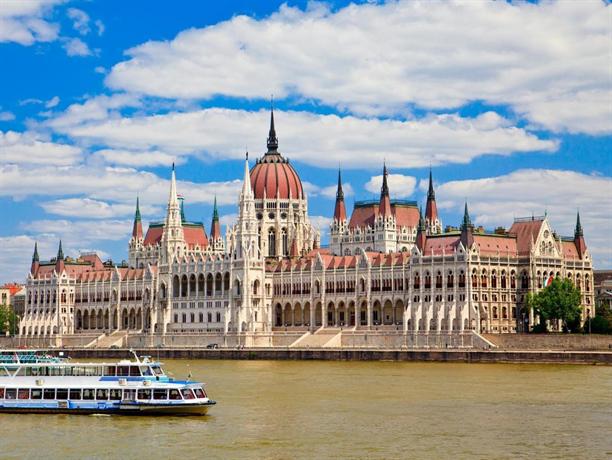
[418,205,426,231]
[379,162,392,217]
[461,202,472,230]
[575,211,583,237]
[336,169,344,201]
[381,162,389,197]
[57,240,64,260]
[132,196,143,239]
[212,196,219,221]
[333,168,347,222]
[266,101,279,153]
[210,196,221,241]
[32,241,39,262]
[416,206,427,251]
[179,197,186,223]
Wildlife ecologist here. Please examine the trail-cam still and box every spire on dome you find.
[57,240,64,260]
[266,100,279,154]
[333,168,347,222]
[32,241,39,262]
[574,211,583,237]
[379,163,392,217]
[132,196,143,239]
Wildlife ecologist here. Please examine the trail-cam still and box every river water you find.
[2,360,610,459]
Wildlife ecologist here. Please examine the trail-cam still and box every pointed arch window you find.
[268,229,276,257]
[281,228,288,256]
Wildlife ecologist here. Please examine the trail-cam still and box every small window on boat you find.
[109,389,122,401]
[56,389,69,400]
[69,389,81,400]
[96,389,109,400]
[0,368,9,377]
[18,389,30,400]
[153,389,167,400]
[123,389,136,401]
[129,366,141,377]
[169,389,182,400]
[151,366,163,376]
[82,389,95,400]
[140,366,153,376]
[137,389,151,400]
[117,366,130,377]
[43,389,55,400]
[103,366,116,376]
[31,389,42,400]
[181,389,195,400]
[194,388,206,399]
[5,389,16,400]
[0,388,4,399]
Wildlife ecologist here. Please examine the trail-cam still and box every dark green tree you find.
[531,278,582,332]
[0,305,19,336]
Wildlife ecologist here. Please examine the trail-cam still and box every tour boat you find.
[0,351,216,415]
[0,349,67,365]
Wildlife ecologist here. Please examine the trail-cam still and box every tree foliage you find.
[0,305,19,336]
[530,278,582,332]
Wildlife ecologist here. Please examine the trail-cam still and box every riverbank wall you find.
[58,347,612,365]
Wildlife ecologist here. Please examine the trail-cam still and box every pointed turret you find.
[378,163,392,217]
[55,240,65,273]
[162,163,185,261]
[266,103,279,154]
[132,197,143,239]
[574,211,587,258]
[460,202,474,248]
[169,162,178,206]
[333,169,347,222]
[210,196,221,241]
[416,206,427,251]
[425,168,441,234]
[30,242,40,275]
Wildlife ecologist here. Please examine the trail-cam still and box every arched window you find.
[414,273,420,289]
[501,271,507,289]
[206,274,213,296]
[491,271,497,289]
[447,270,454,288]
[472,269,478,288]
[268,229,276,257]
[459,270,465,288]
[224,272,230,291]
[173,276,180,297]
[181,275,188,297]
[521,271,528,289]
[481,270,488,288]
[189,275,196,296]
[281,228,288,256]
[510,271,516,289]
[424,272,431,289]
[215,273,222,293]
[160,283,166,299]
[435,271,442,289]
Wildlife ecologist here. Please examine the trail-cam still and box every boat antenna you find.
[129,348,140,363]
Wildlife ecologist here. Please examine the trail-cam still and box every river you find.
[2,360,610,459]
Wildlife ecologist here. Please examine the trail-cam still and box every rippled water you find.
[2,360,611,459]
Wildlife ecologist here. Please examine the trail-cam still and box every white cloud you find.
[0,111,15,121]
[309,215,332,242]
[436,169,612,268]
[105,0,611,134]
[63,37,92,56]
[51,107,556,169]
[67,8,90,35]
[0,0,62,45]
[303,181,354,200]
[23,219,132,244]
[92,149,179,167]
[94,66,106,74]
[365,174,416,199]
[94,19,104,36]
[45,96,60,109]
[0,163,242,206]
[0,130,81,166]
[40,198,161,219]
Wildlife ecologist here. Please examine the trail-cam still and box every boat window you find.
[103,366,116,376]
[18,389,30,400]
[181,389,195,400]
[57,389,69,400]
[0,368,9,377]
[137,389,151,400]
[5,389,16,400]
[82,389,95,400]
[129,366,141,377]
[168,389,182,400]
[193,388,206,399]
[140,366,153,376]
[153,389,168,400]
[0,388,4,399]
[69,389,81,400]
[151,366,164,376]
[109,389,122,401]
[117,366,130,377]
[43,389,56,400]
[96,389,109,400]
[31,389,42,400]
[123,389,136,401]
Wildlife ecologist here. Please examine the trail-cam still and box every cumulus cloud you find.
[67,7,90,35]
[436,169,612,268]
[0,163,242,206]
[0,111,15,121]
[40,198,161,219]
[45,96,60,109]
[303,181,354,200]
[50,107,556,169]
[92,149,179,167]
[63,37,92,56]
[365,173,417,199]
[0,130,82,166]
[0,0,62,45]
[105,0,611,134]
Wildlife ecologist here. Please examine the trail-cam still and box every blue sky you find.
[0,0,610,283]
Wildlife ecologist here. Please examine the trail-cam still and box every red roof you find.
[423,235,461,255]
[144,226,163,246]
[349,203,419,229]
[250,154,303,200]
[473,234,517,256]
[143,224,208,248]
[0,283,23,296]
[561,240,580,259]
[508,219,544,255]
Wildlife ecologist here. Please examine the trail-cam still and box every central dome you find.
[249,109,304,200]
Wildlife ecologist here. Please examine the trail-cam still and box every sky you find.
[0,0,610,283]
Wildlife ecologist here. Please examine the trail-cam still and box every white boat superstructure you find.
[0,351,216,415]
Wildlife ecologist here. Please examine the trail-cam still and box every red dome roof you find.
[250,153,303,200]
